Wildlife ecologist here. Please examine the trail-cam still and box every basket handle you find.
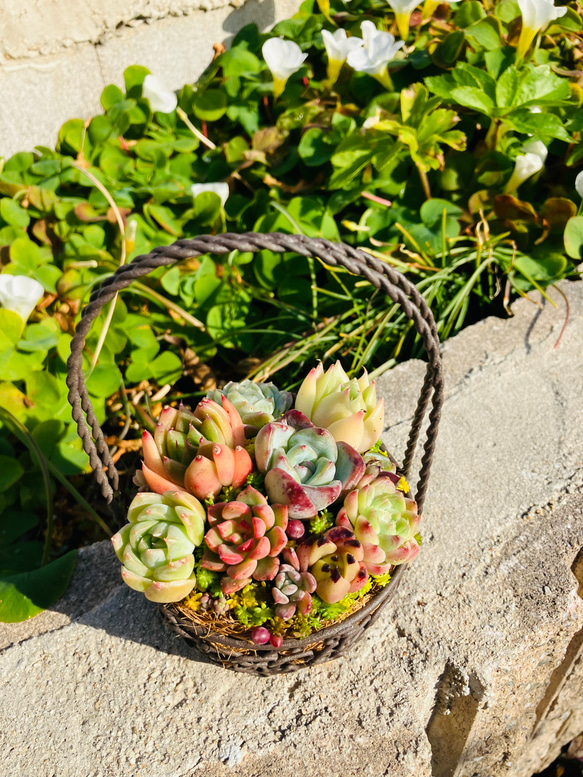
[66,232,443,514]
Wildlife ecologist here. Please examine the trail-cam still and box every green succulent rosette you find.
[111,491,206,603]
[207,379,293,434]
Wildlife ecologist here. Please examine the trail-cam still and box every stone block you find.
[0,281,582,777]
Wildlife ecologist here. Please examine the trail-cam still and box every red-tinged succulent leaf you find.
[336,441,366,492]
[142,430,165,476]
[221,576,251,594]
[254,556,280,581]
[368,562,392,576]
[267,525,287,557]
[212,444,235,486]
[275,603,296,620]
[226,557,257,580]
[144,577,196,603]
[385,540,420,564]
[237,485,267,507]
[301,571,317,594]
[252,516,267,538]
[220,395,246,448]
[273,588,289,604]
[348,562,369,593]
[297,594,313,615]
[272,504,288,531]
[282,546,300,569]
[362,541,385,565]
[232,445,253,487]
[255,421,295,472]
[247,536,271,560]
[253,503,275,531]
[142,463,185,495]
[216,519,237,540]
[280,409,314,430]
[218,544,246,565]
[200,550,226,572]
[336,510,352,530]
[184,454,222,499]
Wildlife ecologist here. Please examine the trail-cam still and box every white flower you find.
[0,274,44,323]
[191,182,230,206]
[387,0,419,14]
[518,0,567,32]
[262,38,308,99]
[575,171,583,199]
[516,0,567,57]
[521,139,548,165]
[347,21,405,77]
[322,29,363,65]
[142,74,178,114]
[504,149,546,193]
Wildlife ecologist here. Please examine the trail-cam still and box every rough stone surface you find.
[1,280,583,777]
[0,0,301,159]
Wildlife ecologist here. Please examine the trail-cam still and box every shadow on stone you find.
[222,0,277,37]
[532,547,583,734]
[426,662,485,777]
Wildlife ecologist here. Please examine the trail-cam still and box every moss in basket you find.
[309,509,335,535]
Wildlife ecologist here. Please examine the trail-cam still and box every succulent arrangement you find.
[111,363,419,645]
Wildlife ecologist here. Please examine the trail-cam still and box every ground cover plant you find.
[0,0,581,622]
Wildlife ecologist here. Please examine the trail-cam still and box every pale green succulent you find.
[111,491,205,603]
[207,379,293,433]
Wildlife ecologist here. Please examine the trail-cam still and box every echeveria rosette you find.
[140,398,250,498]
[111,491,206,603]
[207,379,293,435]
[272,552,317,620]
[255,410,365,519]
[201,486,288,594]
[295,361,385,454]
[337,473,420,572]
[297,526,369,604]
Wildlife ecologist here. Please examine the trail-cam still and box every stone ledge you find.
[1,280,582,777]
[0,0,301,159]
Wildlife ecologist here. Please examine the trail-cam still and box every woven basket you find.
[66,232,443,676]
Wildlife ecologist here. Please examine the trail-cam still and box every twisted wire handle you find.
[66,232,443,513]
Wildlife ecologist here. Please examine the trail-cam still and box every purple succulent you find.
[272,548,317,620]
[254,410,365,519]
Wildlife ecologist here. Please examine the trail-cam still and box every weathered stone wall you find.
[0,0,301,159]
[1,280,582,777]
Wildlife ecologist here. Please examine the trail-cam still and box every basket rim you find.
[163,563,407,652]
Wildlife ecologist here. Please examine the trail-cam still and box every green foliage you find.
[0,0,581,621]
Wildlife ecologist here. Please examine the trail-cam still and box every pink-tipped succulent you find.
[296,526,369,604]
[111,490,206,603]
[184,441,253,501]
[139,398,250,498]
[294,361,385,453]
[201,486,288,594]
[254,410,365,519]
[272,547,317,620]
[337,473,420,572]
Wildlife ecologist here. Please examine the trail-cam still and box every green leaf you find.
[219,47,261,77]
[454,0,486,26]
[506,111,570,142]
[0,509,38,546]
[420,198,464,225]
[450,87,495,114]
[564,216,583,260]
[0,310,23,347]
[298,127,337,166]
[0,199,30,228]
[18,322,59,353]
[101,84,125,110]
[495,0,520,22]
[431,31,466,68]
[465,18,502,51]
[0,550,77,622]
[193,90,228,122]
[58,119,85,154]
[86,363,123,397]
[124,65,150,97]
[496,66,520,109]
[0,456,24,491]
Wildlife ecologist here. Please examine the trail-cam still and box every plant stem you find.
[176,107,217,150]
[416,164,431,200]
[131,281,207,331]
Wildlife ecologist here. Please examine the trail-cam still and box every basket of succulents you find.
[66,231,443,675]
